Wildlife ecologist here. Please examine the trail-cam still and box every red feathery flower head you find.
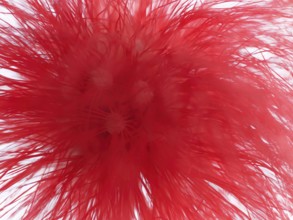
[0,0,292,219]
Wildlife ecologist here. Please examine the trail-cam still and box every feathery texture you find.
[0,0,292,219]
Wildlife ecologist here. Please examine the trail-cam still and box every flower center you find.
[105,112,126,134]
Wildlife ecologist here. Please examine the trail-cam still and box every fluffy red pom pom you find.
[0,0,292,219]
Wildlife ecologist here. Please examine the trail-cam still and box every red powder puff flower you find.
[0,0,292,219]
